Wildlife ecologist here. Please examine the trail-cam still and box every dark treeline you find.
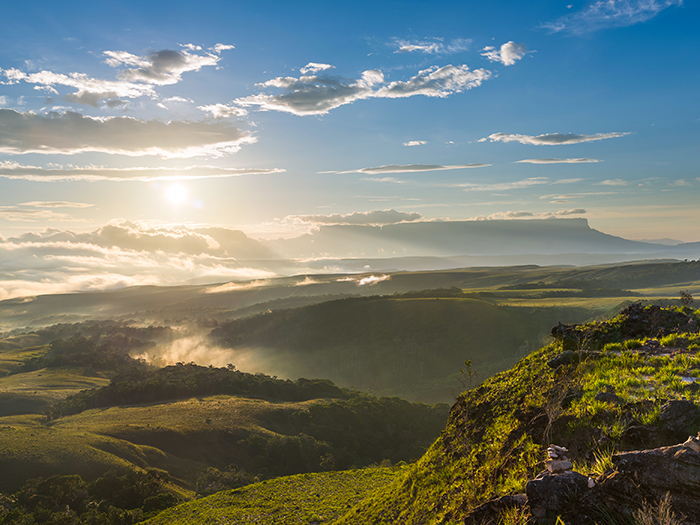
[0,469,182,525]
[47,362,350,419]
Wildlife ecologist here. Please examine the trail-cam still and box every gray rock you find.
[597,444,700,519]
[659,399,700,434]
[526,470,590,515]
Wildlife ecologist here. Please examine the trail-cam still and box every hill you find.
[146,302,700,524]
[209,293,601,403]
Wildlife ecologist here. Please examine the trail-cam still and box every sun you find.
[166,183,188,205]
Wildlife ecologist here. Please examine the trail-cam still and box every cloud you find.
[557,208,587,215]
[484,131,631,145]
[332,163,490,174]
[542,0,683,34]
[483,208,587,220]
[211,43,235,54]
[403,140,427,146]
[360,177,407,183]
[300,63,334,74]
[19,201,94,208]
[2,46,222,107]
[391,38,472,54]
[234,64,491,116]
[198,103,249,118]
[290,209,423,225]
[0,161,283,182]
[337,274,391,286]
[1,67,154,107]
[104,48,220,85]
[0,207,75,222]
[516,158,602,164]
[481,42,529,66]
[451,177,551,191]
[599,179,628,186]
[0,109,254,158]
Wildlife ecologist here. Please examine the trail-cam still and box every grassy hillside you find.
[210,293,606,403]
[336,303,700,524]
[142,467,399,525]
[147,302,700,524]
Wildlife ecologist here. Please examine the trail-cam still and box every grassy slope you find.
[142,467,399,525]
[211,295,600,403]
[335,304,700,524]
[0,395,350,491]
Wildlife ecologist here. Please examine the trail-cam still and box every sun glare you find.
[166,183,188,205]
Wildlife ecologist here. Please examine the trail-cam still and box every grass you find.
[142,467,400,525]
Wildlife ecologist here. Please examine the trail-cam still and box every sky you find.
[0,0,698,299]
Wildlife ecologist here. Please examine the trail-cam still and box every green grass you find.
[0,366,110,416]
[142,467,400,525]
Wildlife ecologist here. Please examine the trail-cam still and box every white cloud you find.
[234,64,490,116]
[403,140,427,146]
[332,163,490,174]
[19,201,94,208]
[0,160,283,181]
[360,177,406,184]
[2,46,222,107]
[391,38,472,54]
[1,67,154,107]
[484,131,631,145]
[0,207,75,222]
[516,158,601,164]
[599,179,628,186]
[211,43,235,54]
[481,41,529,66]
[104,48,219,85]
[451,177,551,192]
[300,63,334,74]
[543,0,683,34]
[0,222,279,299]
[198,103,249,118]
[290,209,423,225]
[0,109,254,158]
[483,208,587,220]
[337,274,391,286]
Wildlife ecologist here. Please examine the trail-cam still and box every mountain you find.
[268,218,670,259]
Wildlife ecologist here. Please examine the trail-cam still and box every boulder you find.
[526,470,590,518]
[659,400,700,435]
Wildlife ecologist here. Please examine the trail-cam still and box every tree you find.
[680,290,694,307]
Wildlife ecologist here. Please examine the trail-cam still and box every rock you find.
[548,351,579,368]
[684,436,700,453]
[594,392,624,405]
[659,400,700,435]
[596,443,700,519]
[546,458,573,473]
[462,494,527,525]
[526,470,590,516]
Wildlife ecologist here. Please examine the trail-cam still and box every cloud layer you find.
[0,109,253,157]
[234,63,491,116]
[291,209,423,225]
[483,131,631,145]
[0,221,278,300]
[390,38,471,54]
[331,163,490,174]
[481,42,529,66]
[0,161,283,182]
[543,0,683,34]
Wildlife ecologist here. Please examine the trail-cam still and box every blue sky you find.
[0,0,698,297]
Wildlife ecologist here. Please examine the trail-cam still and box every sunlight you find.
[166,183,188,205]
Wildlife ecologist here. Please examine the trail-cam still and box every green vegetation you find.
[142,467,399,525]
[211,294,598,402]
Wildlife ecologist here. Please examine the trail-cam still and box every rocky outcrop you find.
[594,443,700,522]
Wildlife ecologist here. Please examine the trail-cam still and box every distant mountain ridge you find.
[266,218,672,259]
